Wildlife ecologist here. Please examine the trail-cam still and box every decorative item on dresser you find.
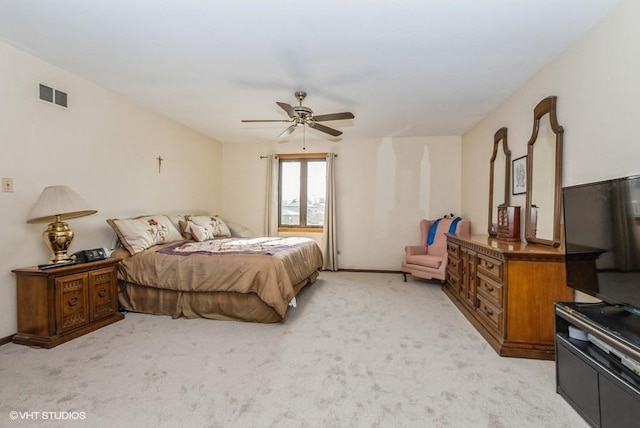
[444,234,573,360]
[12,259,123,348]
[496,205,520,242]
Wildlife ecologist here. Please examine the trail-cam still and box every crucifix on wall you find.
[157,155,164,174]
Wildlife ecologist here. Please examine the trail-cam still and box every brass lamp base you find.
[43,217,74,263]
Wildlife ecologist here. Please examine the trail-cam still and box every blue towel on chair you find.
[427,217,462,245]
[426,219,441,245]
[448,217,462,234]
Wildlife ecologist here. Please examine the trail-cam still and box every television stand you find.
[555,302,640,427]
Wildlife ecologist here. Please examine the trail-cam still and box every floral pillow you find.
[182,215,232,242]
[107,215,184,254]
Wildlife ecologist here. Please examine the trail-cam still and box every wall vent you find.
[38,83,68,109]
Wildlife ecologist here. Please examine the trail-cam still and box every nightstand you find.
[12,258,124,348]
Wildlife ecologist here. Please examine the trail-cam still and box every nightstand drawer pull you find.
[484,307,494,316]
[68,297,78,306]
[486,285,494,292]
[98,288,107,297]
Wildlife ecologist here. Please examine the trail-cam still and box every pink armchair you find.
[402,218,470,283]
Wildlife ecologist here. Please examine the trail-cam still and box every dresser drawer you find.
[476,294,504,335]
[477,275,503,307]
[477,254,503,281]
[446,273,460,294]
[447,242,460,258]
[447,256,460,272]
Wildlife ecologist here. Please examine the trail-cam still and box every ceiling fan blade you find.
[313,112,355,122]
[279,124,297,139]
[276,102,299,119]
[241,119,292,123]
[308,122,342,137]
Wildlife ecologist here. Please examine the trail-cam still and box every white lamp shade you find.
[27,185,97,224]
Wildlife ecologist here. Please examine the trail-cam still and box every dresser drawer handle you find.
[484,307,494,316]
[486,285,494,292]
[68,297,78,307]
[486,262,495,269]
[98,288,107,297]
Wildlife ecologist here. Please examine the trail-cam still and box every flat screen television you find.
[563,174,640,316]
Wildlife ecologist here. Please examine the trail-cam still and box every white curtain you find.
[323,152,338,271]
[264,154,279,237]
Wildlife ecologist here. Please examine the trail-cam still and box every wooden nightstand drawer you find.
[56,272,90,333]
[89,267,117,320]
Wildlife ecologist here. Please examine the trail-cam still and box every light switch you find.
[2,177,14,192]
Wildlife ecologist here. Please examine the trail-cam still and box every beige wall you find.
[220,135,462,270]
[462,0,640,237]
[0,42,223,337]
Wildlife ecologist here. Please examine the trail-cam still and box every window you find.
[279,154,327,230]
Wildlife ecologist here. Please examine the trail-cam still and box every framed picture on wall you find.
[512,156,527,195]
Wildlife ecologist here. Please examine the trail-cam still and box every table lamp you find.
[26,185,97,264]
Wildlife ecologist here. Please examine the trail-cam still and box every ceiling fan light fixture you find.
[242,91,354,140]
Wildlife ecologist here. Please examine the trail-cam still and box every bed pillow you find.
[169,214,199,240]
[167,214,187,234]
[178,219,194,240]
[183,215,232,241]
[177,215,208,240]
[107,215,184,254]
[226,221,255,238]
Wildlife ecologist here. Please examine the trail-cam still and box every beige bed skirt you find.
[118,270,319,323]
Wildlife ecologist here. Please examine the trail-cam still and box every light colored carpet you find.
[0,271,587,428]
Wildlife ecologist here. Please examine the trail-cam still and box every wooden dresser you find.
[12,259,124,348]
[444,234,573,360]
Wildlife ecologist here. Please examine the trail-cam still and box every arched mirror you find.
[525,96,563,247]
[488,127,511,236]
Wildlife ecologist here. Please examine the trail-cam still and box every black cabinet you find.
[555,302,640,428]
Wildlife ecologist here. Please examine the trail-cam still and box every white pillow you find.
[184,215,232,241]
[107,215,183,254]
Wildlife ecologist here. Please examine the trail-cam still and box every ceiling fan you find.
[242,91,354,139]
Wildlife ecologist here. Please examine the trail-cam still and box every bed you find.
[108,214,324,323]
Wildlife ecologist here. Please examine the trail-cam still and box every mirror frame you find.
[488,127,511,236]
[525,96,563,247]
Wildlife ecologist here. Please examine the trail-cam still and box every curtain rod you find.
[259,154,337,159]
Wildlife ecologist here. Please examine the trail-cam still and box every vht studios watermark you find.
[9,410,86,421]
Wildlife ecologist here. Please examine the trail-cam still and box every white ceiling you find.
[0,0,621,144]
